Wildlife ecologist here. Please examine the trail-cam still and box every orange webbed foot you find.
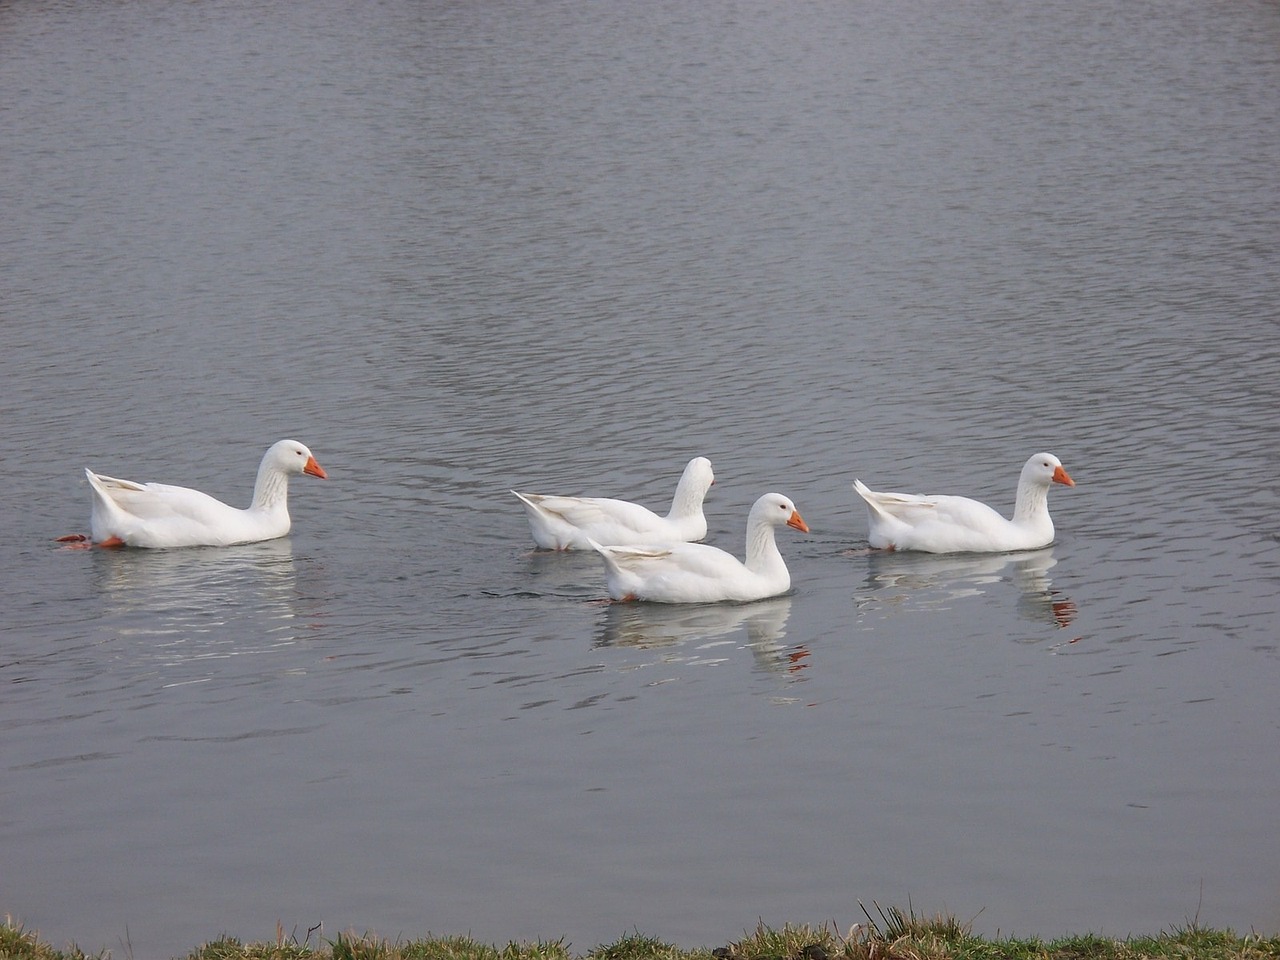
[56,533,128,549]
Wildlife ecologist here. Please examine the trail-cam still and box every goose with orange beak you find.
[60,439,327,548]
[853,452,1075,554]
[587,492,809,604]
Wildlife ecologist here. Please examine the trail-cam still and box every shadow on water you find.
[87,539,310,677]
[594,595,807,675]
[512,547,606,601]
[854,546,1078,630]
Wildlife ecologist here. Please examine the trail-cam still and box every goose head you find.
[681,456,716,493]
[1023,452,1073,488]
[268,439,328,479]
[753,492,810,533]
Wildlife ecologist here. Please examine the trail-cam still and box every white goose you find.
[63,439,328,548]
[587,492,809,604]
[512,456,714,550]
[852,452,1075,554]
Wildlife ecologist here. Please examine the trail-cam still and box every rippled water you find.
[3,0,1279,955]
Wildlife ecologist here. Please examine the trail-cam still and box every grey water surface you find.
[3,1,1279,956]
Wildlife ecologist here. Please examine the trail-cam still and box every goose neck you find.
[251,463,291,512]
[668,479,705,519]
[744,521,783,574]
[1012,480,1050,526]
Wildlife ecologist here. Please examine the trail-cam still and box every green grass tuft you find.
[5,913,1280,960]
[717,920,839,960]
[587,932,710,960]
[1,916,108,960]
[185,934,319,959]
[857,899,971,942]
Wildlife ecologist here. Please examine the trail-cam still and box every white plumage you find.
[512,457,714,550]
[852,452,1074,554]
[588,492,809,604]
[76,439,328,549]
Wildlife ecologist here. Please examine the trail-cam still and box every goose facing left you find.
[65,439,328,548]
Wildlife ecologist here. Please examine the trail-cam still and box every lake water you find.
[3,0,1279,955]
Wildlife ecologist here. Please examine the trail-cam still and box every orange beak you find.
[787,510,810,533]
[304,456,328,479]
[1052,465,1074,487]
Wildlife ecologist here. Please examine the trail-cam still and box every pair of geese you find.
[67,440,1075,606]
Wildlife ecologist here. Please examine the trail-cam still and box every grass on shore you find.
[5,904,1279,960]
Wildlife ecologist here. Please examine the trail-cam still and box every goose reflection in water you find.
[595,596,806,674]
[856,546,1077,629]
[90,539,307,670]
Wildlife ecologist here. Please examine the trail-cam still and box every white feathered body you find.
[589,492,809,604]
[513,456,713,550]
[84,439,326,548]
[853,452,1074,554]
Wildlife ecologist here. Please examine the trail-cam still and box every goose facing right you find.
[853,452,1075,554]
[512,456,714,550]
[588,492,809,604]
[65,439,327,549]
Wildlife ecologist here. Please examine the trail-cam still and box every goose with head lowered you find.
[588,492,809,604]
[852,452,1074,554]
[59,439,328,549]
[512,456,714,550]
